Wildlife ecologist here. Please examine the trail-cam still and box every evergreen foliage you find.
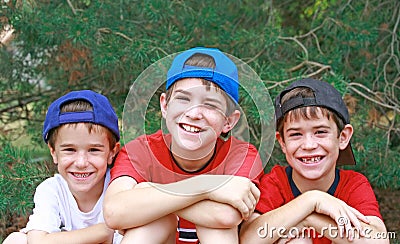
[0,0,399,240]
[0,143,54,240]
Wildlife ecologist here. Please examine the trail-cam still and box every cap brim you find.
[337,143,356,165]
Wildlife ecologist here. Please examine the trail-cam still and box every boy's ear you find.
[339,124,353,150]
[48,144,58,165]
[276,131,287,154]
[222,110,240,133]
[109,142,121,165]
[159,93,168,119]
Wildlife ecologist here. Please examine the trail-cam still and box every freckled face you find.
[277,113,344,181]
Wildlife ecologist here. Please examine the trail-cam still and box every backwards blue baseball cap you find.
[166,47,240,103]
[42,90,120,143]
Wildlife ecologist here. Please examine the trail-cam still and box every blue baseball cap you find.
[166,47,239,103]
[42,90,120,143]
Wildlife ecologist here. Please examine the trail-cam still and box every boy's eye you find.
[288,132,302,137]
[204,103,218,109]
[89,148,102,152]
[175,96,189,101]
[315,130,327,135]
[62,148,75,152]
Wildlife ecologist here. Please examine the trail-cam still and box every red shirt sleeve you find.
[232,143,264,186]
[335,170,383,219]
[110,138,148,183]
[256,165,294,213]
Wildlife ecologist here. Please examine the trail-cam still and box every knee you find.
[122,215,177,243]
[213,205,242,228]
[158,214,178,233]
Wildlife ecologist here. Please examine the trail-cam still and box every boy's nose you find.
[75,153,89,168]
[184,105,204,120]
[301,136,318,150]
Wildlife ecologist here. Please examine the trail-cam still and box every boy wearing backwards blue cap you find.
[3,90,122,244]
[240,78,388,243]
[104,47,263,243]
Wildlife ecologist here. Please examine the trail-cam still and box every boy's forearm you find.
[104,181,206,229]
[27,223,114,244]
[239,193,317,244]
[175,200,243,228]
[304,213,389,244]
[104,175,234,229]
[104,174,257,229]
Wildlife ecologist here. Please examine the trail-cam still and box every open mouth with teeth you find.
[180,123,202,133]
[72,172,92,178]
[299,156,322,164]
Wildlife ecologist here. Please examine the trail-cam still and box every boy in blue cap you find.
[104,47,264,243]
[3,90,122,244]
[240,78,388,243]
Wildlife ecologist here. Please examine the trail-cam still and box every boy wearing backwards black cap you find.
[104,47,263,243]
[240,78,388,243]
[3,90,122,244]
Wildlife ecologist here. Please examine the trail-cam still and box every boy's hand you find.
[207,175,260,220]
[99,223,116,244]
[307,190,370,240]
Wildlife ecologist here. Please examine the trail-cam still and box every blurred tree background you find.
[1,0,399,241]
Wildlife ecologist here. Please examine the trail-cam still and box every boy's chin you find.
[294,164,336,180]
[172,145,213,159]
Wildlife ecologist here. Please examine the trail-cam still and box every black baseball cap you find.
[275,78,356,165]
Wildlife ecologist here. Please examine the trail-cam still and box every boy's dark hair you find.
[47,100,118,150]
[277,87,345,139]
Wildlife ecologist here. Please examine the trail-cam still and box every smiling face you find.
[49,123,119,201]
[276,107,353,190]
[160,78,240,170]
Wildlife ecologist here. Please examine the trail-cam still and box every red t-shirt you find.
[111,130,264,243]
[255,165,382,244]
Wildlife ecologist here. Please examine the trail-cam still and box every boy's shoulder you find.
[337,168,372,188]
[335,168,381,218]
[36,174,64,188]
[34,174,68,199]
[338,168,367,177]
[222,135,259,151]
[260,165,288,185]
[124,130,166,146]
[265,165,287,176]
